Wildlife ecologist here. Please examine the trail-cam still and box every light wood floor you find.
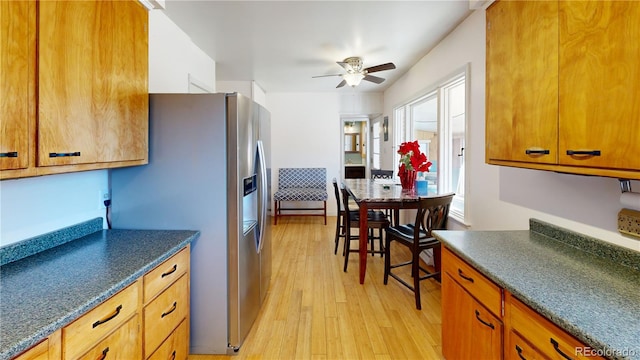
[189,216,444,360]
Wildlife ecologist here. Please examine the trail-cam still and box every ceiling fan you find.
[312,57,396,88]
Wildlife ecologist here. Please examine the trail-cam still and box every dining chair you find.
[370,169,396,223]
[341,187,390,272]
[383,193,454,310]
[371,169,394,179]
[332,178,358,255]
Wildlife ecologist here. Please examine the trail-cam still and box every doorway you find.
[341,116,369,179]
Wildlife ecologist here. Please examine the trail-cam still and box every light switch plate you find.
[617,208,640,239]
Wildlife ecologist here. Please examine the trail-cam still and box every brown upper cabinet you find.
[1,1,36,177]
[486,0,640,180]
[1,0,148,180]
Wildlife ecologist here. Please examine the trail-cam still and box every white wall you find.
[383,10,640,251]
[216,81,253,99]
[0,171,109,245]
[0,10,215,247]
[216,80,268,108]
[148,11,215,93]
[266,92,342,215]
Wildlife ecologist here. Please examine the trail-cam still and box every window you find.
[372,122,381,169]
[393,69,467,222]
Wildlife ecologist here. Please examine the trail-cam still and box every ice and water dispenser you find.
[242,174,259,244]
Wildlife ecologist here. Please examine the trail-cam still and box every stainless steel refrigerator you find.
[110,93,271,354]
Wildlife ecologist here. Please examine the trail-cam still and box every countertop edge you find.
[0,231,198,360]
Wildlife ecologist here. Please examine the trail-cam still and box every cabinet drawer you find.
[144,274,189,356]
[508,294,605,360]
[146,319,188,360]
[76,315,140,360]
[63,281,140,360]
[442,247,502,317]
[506,330,546,360]
[144,247,189,304]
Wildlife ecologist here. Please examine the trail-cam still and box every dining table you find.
[342,178,439,284]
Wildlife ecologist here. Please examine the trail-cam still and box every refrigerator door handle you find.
[256,140,268,253]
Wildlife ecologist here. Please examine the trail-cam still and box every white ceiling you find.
[161,1,473,93]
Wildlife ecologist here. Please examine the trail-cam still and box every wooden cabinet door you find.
[442,273,503,360]
[38,0,148,167]
[146,320,189,360]
[486,0,559,164]
[0,0,35,172]
[559,1,640,171]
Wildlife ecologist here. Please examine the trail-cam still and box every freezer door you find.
[227,94,262,352]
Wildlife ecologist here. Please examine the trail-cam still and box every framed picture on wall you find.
[383,116,389,141]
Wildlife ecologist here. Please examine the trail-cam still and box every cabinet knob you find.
[161,264,178,278]
[474,309,495,329]
[550,338,574,360]
[525,149,550,155]
[458,268,475,283]
[98,347,109,360]
[0,152,18,158]
[515,345,527,360]
[161,301,178,318]
[92,305,122,328]
[49,151,81,157]
[566,150,600,156]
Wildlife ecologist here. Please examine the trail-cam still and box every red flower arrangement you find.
[397,140,432,190]
[397,140,432,173]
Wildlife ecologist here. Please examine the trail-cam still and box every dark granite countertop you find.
[0,219,198,360]
[433,219,640,360]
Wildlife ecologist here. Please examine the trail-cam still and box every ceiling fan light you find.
[344,73,365,87]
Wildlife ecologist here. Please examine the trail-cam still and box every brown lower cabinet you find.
[442,246,605,360]
[12,246,190,360]
[442,248,503,359]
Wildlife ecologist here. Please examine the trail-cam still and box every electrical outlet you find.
[99,189,111,209]
[618,208,640,239]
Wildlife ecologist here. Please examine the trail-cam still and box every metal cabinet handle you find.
[169,350,176,360]
[515,345,527,360]
[474,309,495,329]
[0,152,18,158]
[566,150,600,156]
[161,302,177,318]
[92,305,122,328]
[98,347,109,360]
[49,151,81,157]
[550,338,574,360]
[161,264,177,278]
[525,149,550,155]
[458,268,474,283]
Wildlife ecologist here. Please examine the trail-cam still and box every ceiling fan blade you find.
[337,61,353,72]
[363,75,385,84]
[364,62,396,73]
[336,80,347,88]
[312,74,343,78]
